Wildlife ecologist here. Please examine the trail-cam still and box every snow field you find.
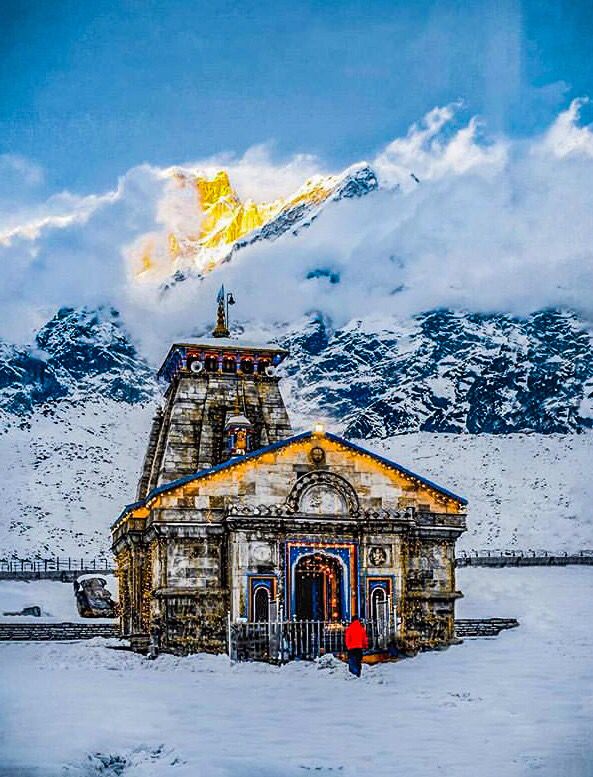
[368,432,593,551]
[0,576,117,623]
[0,567,591,777]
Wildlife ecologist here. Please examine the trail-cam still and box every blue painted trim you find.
[245,573,277,619]
[113,430,467,526]
[110,500,145,529]
[362,574,396,618]
[286,543,353,620]
[147,431,311,500]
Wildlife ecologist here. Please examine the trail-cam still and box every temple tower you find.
[136,291,292,498]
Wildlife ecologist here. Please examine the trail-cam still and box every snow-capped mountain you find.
[4,306,591,436]
[158,162,379,286]
[0,307,156,426]
[1,305,592,557]
[280,309,593,436]
[232,163,379,249]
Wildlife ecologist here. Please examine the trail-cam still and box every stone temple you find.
[112,293,467,656]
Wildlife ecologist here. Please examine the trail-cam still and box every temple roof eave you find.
[169,337,288,353]
[156,340,289,381]
[111,431,468,533]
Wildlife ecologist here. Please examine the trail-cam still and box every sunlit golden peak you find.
[135,162,377,279]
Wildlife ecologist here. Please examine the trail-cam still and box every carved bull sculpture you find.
[74,577,116,618]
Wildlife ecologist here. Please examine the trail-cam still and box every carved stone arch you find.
[287,471,360,516]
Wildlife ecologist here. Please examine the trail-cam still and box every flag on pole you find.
[217,285,225,303]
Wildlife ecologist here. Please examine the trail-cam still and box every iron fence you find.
[455,549,593,567]
[228,600,397,663]
[0,557,114,575]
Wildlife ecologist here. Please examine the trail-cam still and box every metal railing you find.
[228,601,397,663]
[228,619,397,663]
[0,557,114,577]
[455,549,593,567]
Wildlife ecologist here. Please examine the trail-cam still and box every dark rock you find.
[2,605,41,617]
[280,308,593,436]
[74,576,117,618]
[0,306,157,417]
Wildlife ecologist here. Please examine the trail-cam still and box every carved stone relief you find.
[367,545,389,567]
[287,471,359,515]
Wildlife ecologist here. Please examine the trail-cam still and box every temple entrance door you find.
[294,553,343,621]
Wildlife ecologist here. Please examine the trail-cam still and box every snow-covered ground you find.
[0,398,155,558]
[0,567,591,777]
[1,391,592,557]
[0,576,117,623]
[367,432,593,551]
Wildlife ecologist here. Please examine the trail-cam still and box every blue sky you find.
[2,0,593,192]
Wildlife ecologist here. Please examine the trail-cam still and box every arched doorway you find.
[294,553,344,621]
[252,585,270,622]
[370,586,388,622]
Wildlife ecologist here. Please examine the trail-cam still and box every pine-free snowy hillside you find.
[1,305,593,557]
[0,307,158,557]
[0,398,155,558]
[1,410,591,558]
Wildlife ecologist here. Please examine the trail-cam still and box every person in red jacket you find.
[344,615,368,677]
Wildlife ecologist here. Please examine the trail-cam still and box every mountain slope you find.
[1,410,591,557]
[0,306,156,429]
[0,307,158,557]
[1,305,593,557]
[280,309,593,436]
[0,397,155,558]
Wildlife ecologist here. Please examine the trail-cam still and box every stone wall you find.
[401,536,459,649]
[0,622,118,641]
[139,372,293,493]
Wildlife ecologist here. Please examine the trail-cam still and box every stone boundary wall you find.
[0,622,119,641]
[455,618,519,637]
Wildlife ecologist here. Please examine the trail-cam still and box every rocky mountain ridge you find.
[0,307,156,423]
[1,306,592,438]
[280,309,593,436]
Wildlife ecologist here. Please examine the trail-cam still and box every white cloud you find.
[0,185,125,248]
[374,103,507,189]
[1,101,593,357]
[0,154,44,188]
[536,98,593,158]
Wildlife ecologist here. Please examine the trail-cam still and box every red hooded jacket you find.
[345,619,369,650]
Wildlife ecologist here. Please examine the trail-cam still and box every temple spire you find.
[212,285,230,338]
